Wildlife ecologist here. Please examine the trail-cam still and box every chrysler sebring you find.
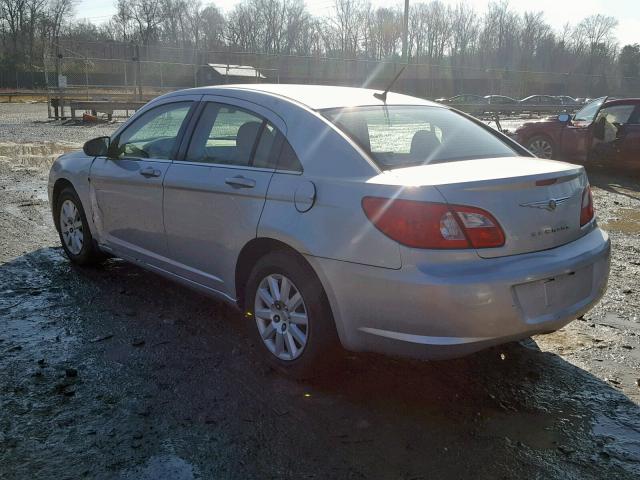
[48,85,610,376]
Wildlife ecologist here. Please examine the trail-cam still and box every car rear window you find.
[321,106,516,169]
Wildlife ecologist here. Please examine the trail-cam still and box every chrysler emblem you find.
[520,195,570,211]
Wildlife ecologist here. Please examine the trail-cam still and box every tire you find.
[526,135,555,159]
[55,187,105,265]
[245,250,341,378]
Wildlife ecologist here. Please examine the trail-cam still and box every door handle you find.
[225,176,256,189]
[140,166,161,178]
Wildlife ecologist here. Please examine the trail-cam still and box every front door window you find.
[113,102,193,160]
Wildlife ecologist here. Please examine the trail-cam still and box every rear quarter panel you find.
[257,108,447,269]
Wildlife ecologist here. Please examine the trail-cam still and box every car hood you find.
[516,118,561,131]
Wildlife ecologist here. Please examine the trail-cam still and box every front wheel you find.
[245,251,341,377]
[55,187,105,265]
[526,135,555,159]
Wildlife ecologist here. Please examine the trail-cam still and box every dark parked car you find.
[519,95,559,105]
[484,95,518,105]
[514,97,640,173]
[436,94,488,105]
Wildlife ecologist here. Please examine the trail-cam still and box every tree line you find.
[1,0,639,81]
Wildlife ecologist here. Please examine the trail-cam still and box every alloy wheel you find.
[254,273,309,361]
[528,138,553,159]
[59,199,84,255]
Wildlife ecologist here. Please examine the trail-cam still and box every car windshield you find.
[321,106,516,169]
[574,97,607,122]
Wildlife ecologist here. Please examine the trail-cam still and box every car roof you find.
[169,84,438,110]
[603,98,640,107]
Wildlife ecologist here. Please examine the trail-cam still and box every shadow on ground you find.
[1,247,639,479]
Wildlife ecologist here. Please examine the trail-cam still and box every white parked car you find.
[49,84,610,376]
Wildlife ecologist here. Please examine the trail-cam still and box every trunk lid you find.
[372,157,588,258]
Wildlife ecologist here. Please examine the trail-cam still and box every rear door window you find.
[186,103,265,166]
[593,104,637,142]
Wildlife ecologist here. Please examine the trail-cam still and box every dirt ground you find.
[1,103,639,479]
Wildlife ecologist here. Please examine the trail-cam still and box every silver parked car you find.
[49,85,610,376]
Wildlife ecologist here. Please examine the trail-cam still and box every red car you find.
[514,97,640,173]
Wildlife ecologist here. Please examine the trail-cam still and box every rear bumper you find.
[307,227,610,360]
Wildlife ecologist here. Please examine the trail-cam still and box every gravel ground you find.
[1,103,639,479]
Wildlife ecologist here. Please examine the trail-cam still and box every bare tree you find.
[330,0,366,57]
[129,0,163,46]
[199,4,225,51]
[449,2,479,65]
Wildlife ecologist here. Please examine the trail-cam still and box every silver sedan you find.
[48,85,610,376]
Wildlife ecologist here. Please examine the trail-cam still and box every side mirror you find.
[557,114,571,123]
[83,136,110,157]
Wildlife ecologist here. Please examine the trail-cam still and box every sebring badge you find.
[520,196,570,211]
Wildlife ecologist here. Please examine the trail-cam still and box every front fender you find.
[49,151,97,235]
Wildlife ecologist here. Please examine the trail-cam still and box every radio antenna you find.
[373,66,407,103]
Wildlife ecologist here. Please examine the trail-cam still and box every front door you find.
[90,99,196,262]
[560,122,592,161]
[560,97,607,161]
[163,97,286,297]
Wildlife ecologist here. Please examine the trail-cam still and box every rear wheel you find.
[527,135,555,159]
[245,251,341,377]
[55,187,105,265]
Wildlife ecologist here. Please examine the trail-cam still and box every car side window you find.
[186,103,265,166]
[113,102,192,160]
[597,105,635,126]
[252,123,277,168]
[272,132,303,172]
[594,105,636,141]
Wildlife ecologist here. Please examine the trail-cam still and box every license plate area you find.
[513,265,594,323]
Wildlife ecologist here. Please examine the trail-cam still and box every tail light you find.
[362,197,505,249]
[580,186,594,226]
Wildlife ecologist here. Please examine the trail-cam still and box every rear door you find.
[612,105,640,172]
[163,96,285,295]
[90,98,197,262]
[589,103,637,168]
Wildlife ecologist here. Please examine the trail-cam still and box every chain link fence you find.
[2,42,639,117]
[32,51,640,100]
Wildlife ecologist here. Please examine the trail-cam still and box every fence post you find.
[85,59,89,100]
[135,45,142,100]
[44,53,51,119]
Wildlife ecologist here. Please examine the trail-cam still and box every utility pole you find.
[402,0,409,64]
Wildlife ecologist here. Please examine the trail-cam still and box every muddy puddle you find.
[602,208,640,235]
[0,142,78,169]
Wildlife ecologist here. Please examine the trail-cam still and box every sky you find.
[76,0,640,46]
